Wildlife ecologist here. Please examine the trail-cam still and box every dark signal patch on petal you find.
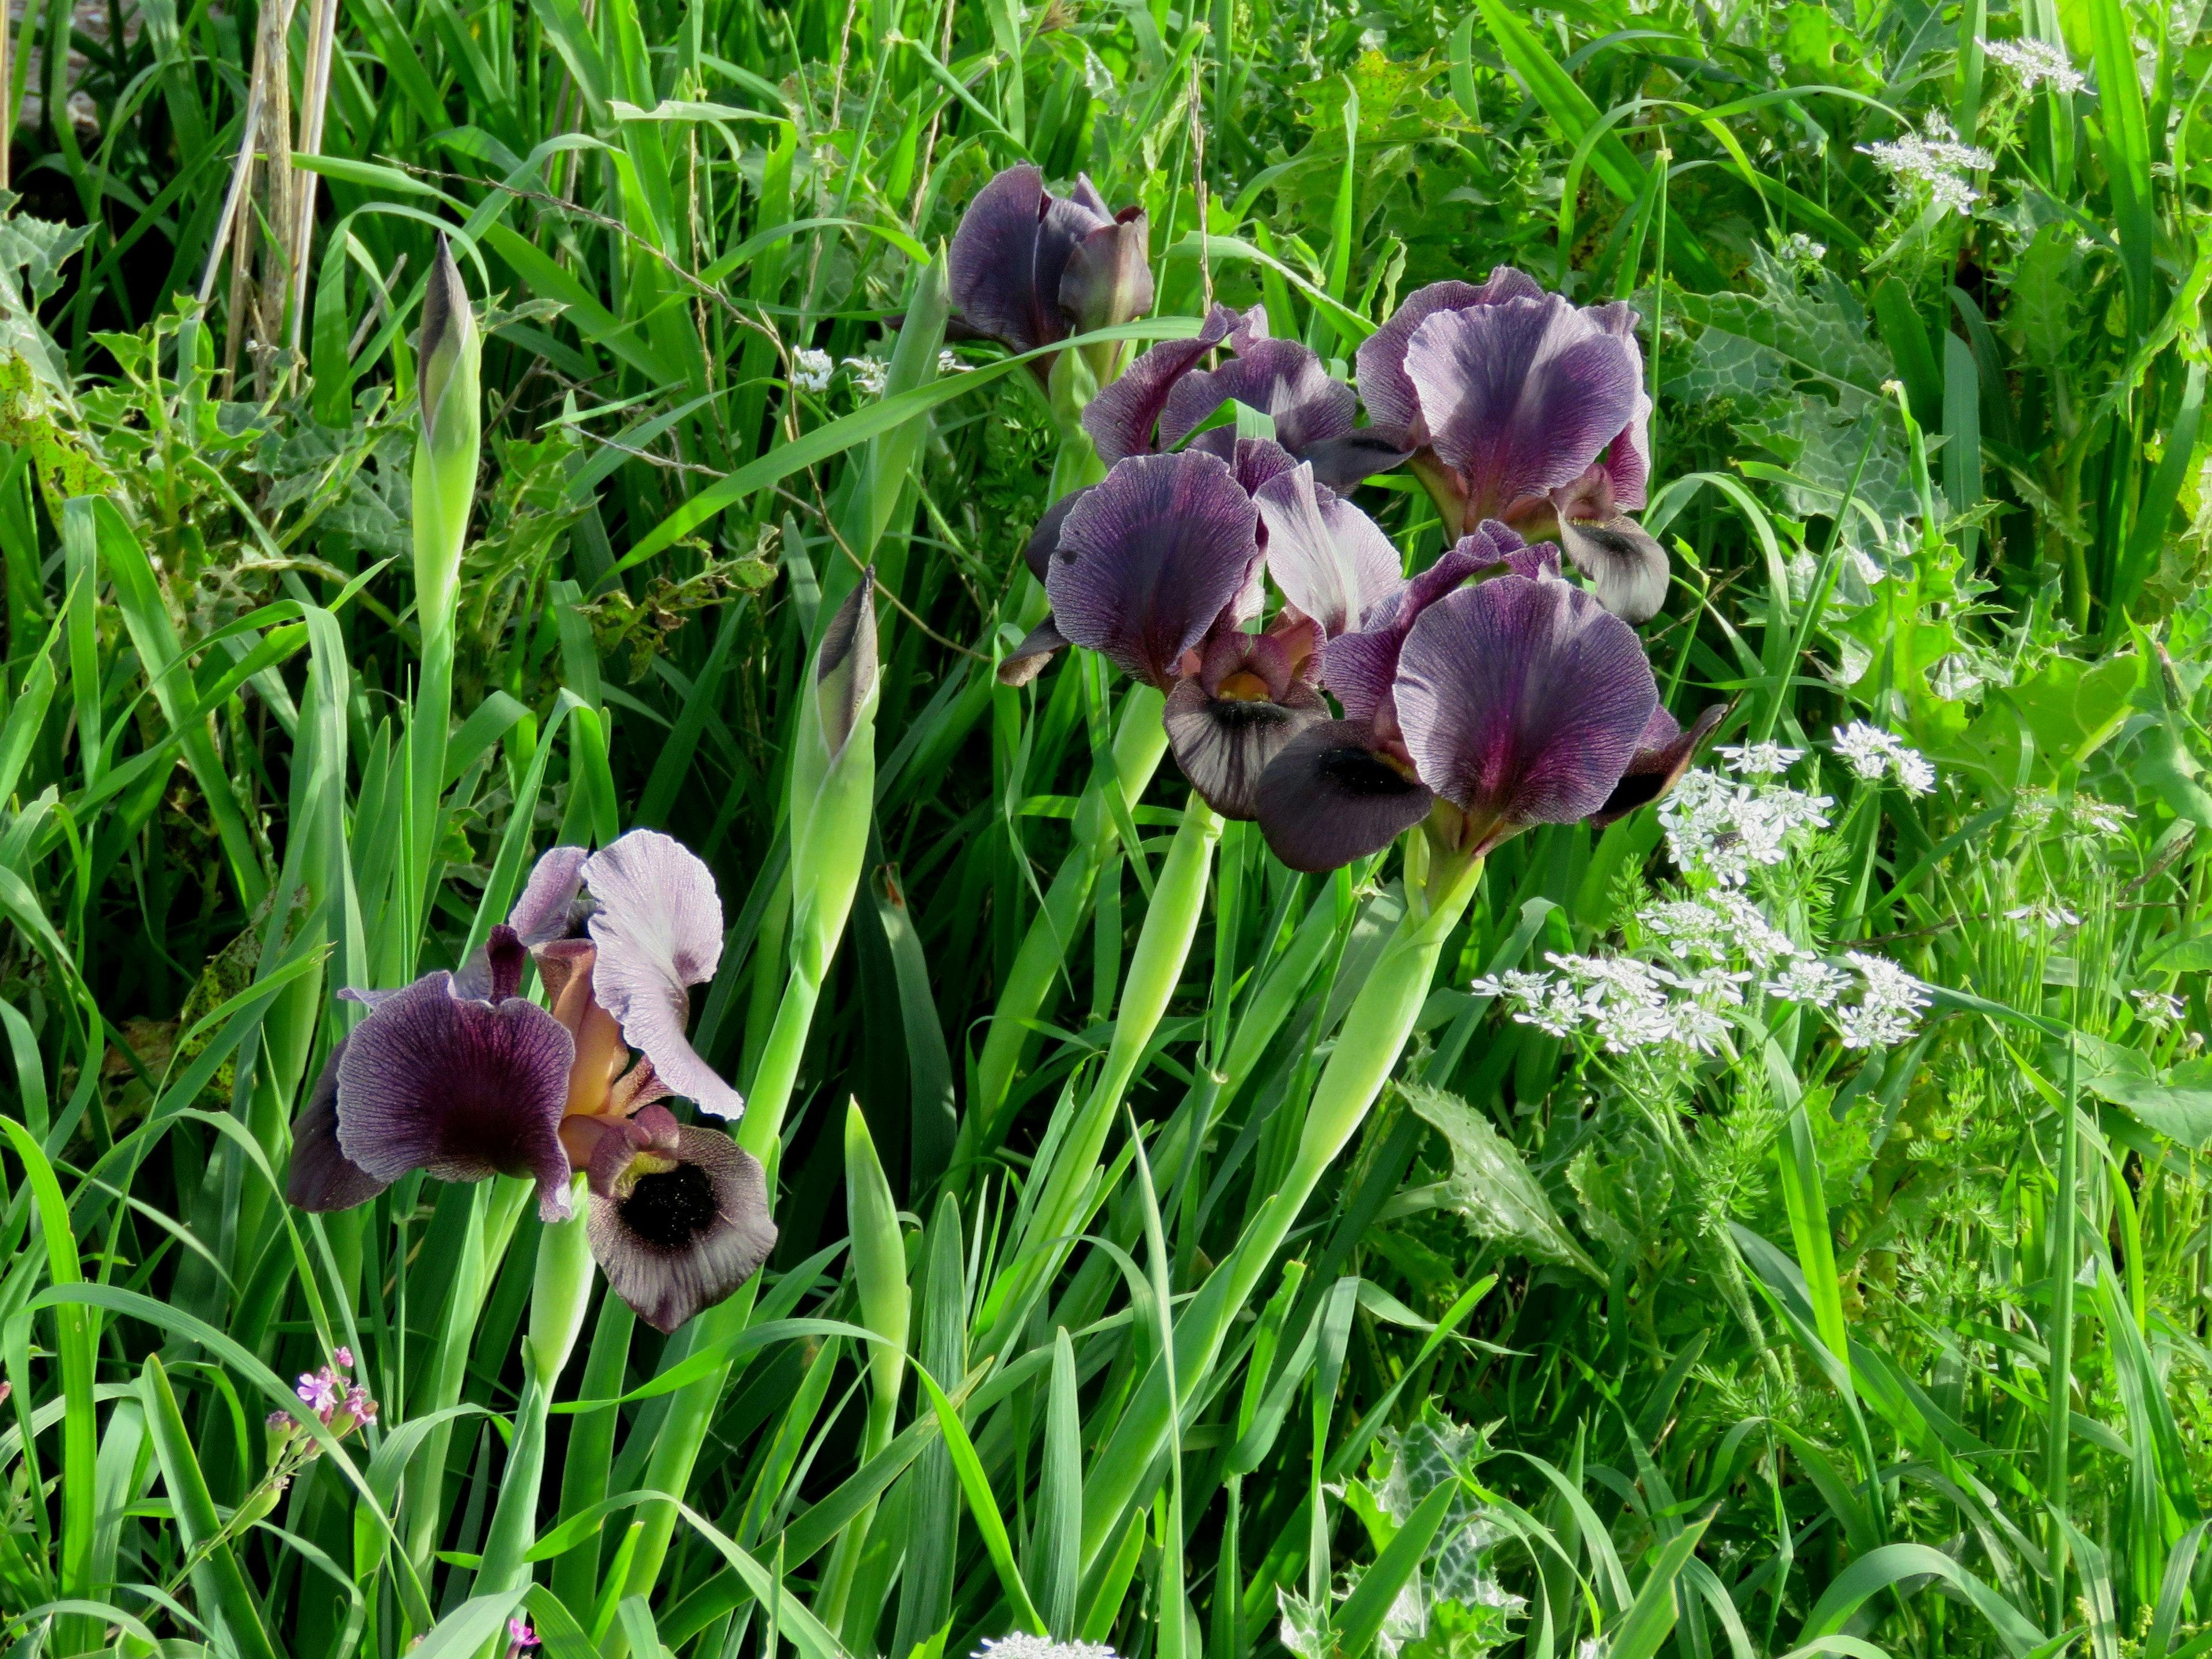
[587,1125,778,1334]
[1255,719,1435,873]
[1165,677,1326,821]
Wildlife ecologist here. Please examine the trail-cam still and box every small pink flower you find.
[507,1618,539,1650]
[345,1385,378,1425]
[333,1346,354,1369]
[297,1370,339,1413]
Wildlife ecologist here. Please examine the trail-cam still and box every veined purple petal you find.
[451,924,529,1004]
[1160,336,1355,458]
[510,846,590,944]
[1586,301,1652,509]
[1255,463,1403,638]
[1393,577,1658,853]
[1255,719,1435,873]
[586,1108,777,1334]
[286,1039,391,1212]
[1404,296,1643,525]
[1354,270,1544,446]
[581,831,740,1119]
[1046,450,1260,688]
[1318,525,1529,725]
[1022,488,1090,584]
[1300,431,1415,489]
[950,165,1107,357]
[1060,212,1154,335]
[1165,626,1327,821]
[335,973,575,1221]
[1590,703,1728,824]
[1082,304,1241,465]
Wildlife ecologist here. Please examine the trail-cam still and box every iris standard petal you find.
[1159,336,1355,458]
[1254,463,1403,638]
[1081,304,1241,465]
[1403,296,1645,525]
[1585,300,1652,509]
[581,830,741,1119]
[509,845,591,944]
[1590,703,1728,825]
[334,973,576,1220]
[286,1039,391,1212]
[1059,212,1154,335]
[1393,577,1658,853]
[1255,718,1436,873]
[1046,450,1260,688]
[1353,270,1543,446]
[1165,676,1327,820]
[949,165,1099,358]
[586,1109,778,1334]
[1318,538,1501,724]
[450,923,529,1004]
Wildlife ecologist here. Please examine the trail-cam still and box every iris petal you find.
[286,1039,391,1212]
[334,973,576,1221]
[1082,304,1241,465]
[1059,213,1154,335]
[949,165,1079,357]
[1160,336,1355,458]
[581,830,741,1119]
[1318,524,1529,724]
[1393,576,1658,853]
[1555,512,1671,624]
[1255,463,1403,638]
[999,615,1071,688]
[1590,703,1728,825]
[1045,450,1260,688]
[510,845,590,944]
[1403,296,1643,527]
[1354,270,1543,447]
[587,1115,778,1334]
[1255,719,1435,873]
[1165,677,1326,820]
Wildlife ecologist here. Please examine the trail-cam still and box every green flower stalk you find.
[815,1101,910,1631]
[474,1181,593,1596]
[623,575,881,1601]
[1075,843,1486,1566]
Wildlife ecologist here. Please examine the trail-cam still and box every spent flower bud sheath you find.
[412,233,482,645]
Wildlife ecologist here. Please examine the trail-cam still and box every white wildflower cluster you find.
[1774,231,1827,270]
[2013,788,2131,840]
[1472,867,1933,1056]
[2132,988,2187,1026]
[975,1638,1117,1659]
[1835,952,1934,1048]
[1657,768,1833,886]
[1832,722,1937,794]
[2002,899,2081,931]
[791,347,833,393]
[1981,35,2088,93]
[1859,118,1994,215]
[938,348,965,374]
[1715,741,1804,778]
[843,354,891,396]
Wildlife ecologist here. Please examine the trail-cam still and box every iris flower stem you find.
[473,1185,594,1598]
[981,790,1219,1353]
[970,687,1171,1141]
[1072,845,1485,1570]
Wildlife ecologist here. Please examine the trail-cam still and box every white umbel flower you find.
[843,355,891,396]
[1831,722,1937,794]
[792,347,833,392]
[1981,35,2088,93]
[975,1638,1118,1659]
[1859,118,1993,215]
[1717,741,1804,777]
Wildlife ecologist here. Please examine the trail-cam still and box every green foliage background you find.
[2,0,2212,1655]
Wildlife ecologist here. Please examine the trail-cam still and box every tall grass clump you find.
[3,0,2212,1657]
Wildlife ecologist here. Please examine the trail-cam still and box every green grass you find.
[3,0,2212,1656]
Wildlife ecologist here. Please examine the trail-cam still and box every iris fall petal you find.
[1255,719,1436,873]
[586,1107,778,1335]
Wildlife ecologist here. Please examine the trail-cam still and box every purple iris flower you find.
[1356,268,1669,623]
[1255,527,1721,873]
[948,164,1153,384]
[1084,302,1407,488]
[285,831,776,1334]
